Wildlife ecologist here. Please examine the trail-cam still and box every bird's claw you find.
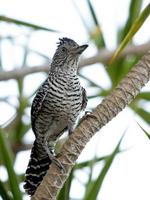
[51,156,65,171]
[44,145,65,172]
[78,111,98,126]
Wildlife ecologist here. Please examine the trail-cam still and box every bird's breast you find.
[47,74,82,117]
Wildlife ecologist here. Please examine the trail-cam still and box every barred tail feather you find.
[24,140,51,196]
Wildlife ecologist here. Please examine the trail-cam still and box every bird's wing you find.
[81,87,88,111]
[31,79,49,135]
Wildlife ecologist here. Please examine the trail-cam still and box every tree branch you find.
[0,42,150,81]
[31,51,150,200]
[12,143,32,154]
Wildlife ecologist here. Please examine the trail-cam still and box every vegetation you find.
[0,0,150,199]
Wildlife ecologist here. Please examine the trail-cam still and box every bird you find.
[24,37,88,196]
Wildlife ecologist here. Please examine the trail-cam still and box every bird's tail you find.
[24,140,51,196]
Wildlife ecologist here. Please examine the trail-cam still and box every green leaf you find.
[72,0,90,34]
[15,80,30,141]
[132,107,150,125]
[16,123,31,142]
[107,55,138,87]
[119,0,142,42]
[0,15,59,32]
[107,58,127,87]
[83,156,98,199]
[22,35,31,67]
[136,92,150,101]
[0,180,12,200]
[87,0,99,27]
[75,155,114,170]
[84,133,125,200]
[137,122,150,140]
[0,129,22,199]
[86,0,105,48]
[110,3,150,64]
[13,37,31,142]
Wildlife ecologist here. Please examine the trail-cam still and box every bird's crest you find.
[57,37,78,48]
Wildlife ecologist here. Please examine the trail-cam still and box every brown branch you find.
[0,42,150,81]
[12,143,32,154]
[31,51,150,200]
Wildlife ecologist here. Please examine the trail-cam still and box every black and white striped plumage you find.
[24,38,88,196]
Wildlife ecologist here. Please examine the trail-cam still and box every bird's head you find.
[51,37,88,73]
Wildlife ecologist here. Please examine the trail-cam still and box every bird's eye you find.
[61,47,67,52]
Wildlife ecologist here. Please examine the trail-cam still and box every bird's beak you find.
[73,44,88,55]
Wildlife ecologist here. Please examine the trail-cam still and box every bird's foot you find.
[78,111,98,126]
[49,153,64,171]
[44,145,64,171]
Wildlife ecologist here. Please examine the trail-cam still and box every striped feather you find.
[24,140,51,196]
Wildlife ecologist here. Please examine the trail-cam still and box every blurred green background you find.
[0,0,150,200]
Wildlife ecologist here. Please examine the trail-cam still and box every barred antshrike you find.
[24,38,88,195]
